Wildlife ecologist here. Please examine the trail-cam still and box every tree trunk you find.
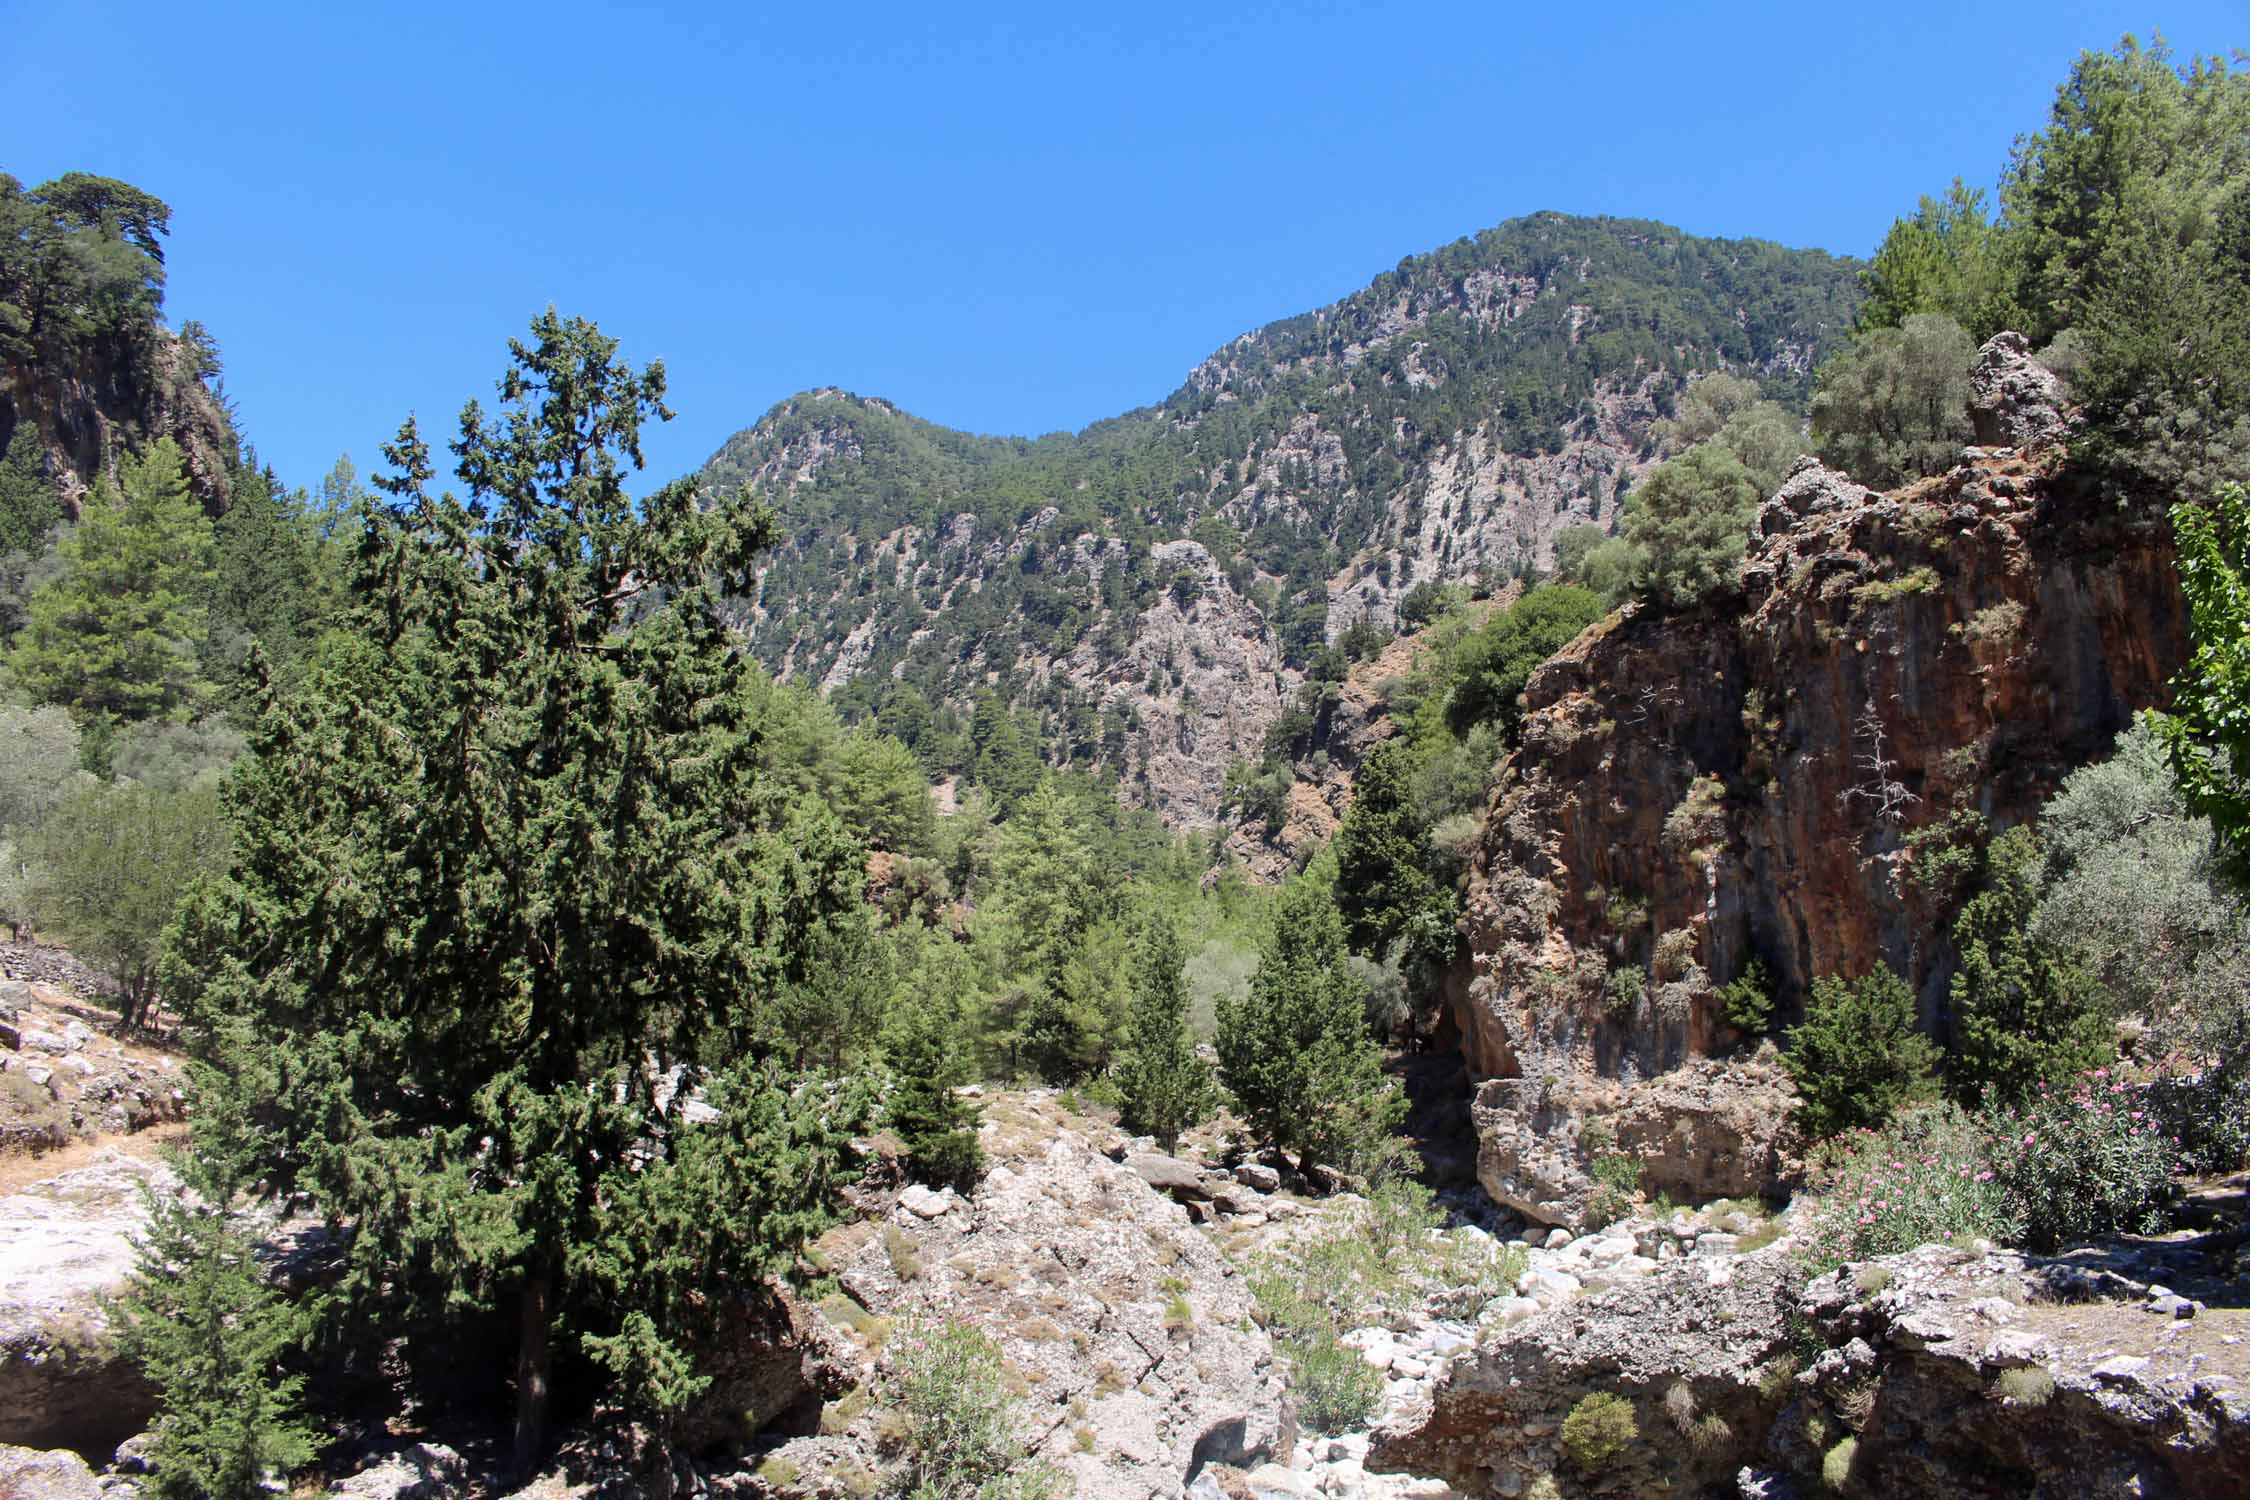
[513,1265,553,1477]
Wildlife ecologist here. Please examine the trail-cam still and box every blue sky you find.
[5,3,2242,492]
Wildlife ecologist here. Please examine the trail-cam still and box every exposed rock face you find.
[0,1444,103,1500]
[1472,1061,1800,1228]
[1456,438,2184,1223]
[1968,332,2070,450]
[1781,1243,2250,1498]
[755,1103,1290,1500]
[0,328,236,517]
[1366,1249,1805,1497]
[0,1153,168,1458]
[704,216,1861,831]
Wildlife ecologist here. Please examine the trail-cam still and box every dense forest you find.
[0,30,2247,1500]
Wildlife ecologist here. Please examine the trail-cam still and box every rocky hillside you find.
[1452,339,2189,1226]
[699,214,1862,827]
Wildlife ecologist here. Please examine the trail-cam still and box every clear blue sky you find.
[5,2,2241,493]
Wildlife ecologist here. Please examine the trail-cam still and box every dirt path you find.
[0,1122,186,1197]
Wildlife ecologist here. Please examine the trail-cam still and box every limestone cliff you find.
[1,325,236,517]
[1456,345,2186,1224]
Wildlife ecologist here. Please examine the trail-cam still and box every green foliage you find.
[1784,966,1938,1139]
[1810,314,1976,487]
[110,1152,317,1500]
[1332,739,1446,957]
[1216,876,1406,1175]
[30,780,226,1026]
[1945,826,2111,1107]
[1560,1391,1638,1471]
[1795,1106,2022,1275]
[200,460,338,710]
[1550,524,1607,584]
[884,1321,1058,1500]
[1717,958,1774,1035]
[0,171,171,369]
[1821,1436,1858,1492]
[1284,1333,1385,1436]
[885,983,985,1192]
[1113,914,1216,1151]
[1856,180,2017,337]
[9,438,215,725]
[0,420,60,558]
[1622,443,1766,609]
[161,313,872,1463]
[2164,486,2250,885]
[1444,584,1606,738]
[1988,1071,2180,1250]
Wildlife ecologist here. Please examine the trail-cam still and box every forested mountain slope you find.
[700,213,1863,826]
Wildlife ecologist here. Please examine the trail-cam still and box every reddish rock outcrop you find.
[1455,433,2185,1222]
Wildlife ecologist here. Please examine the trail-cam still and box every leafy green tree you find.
[110,1150,317,1500]
[981,781,1107,1079]
[1331,739,1443,957]
[1945,826,2111,1106]
[1856,180,2018,338]
[1216,877,1405,1176]
[161,313,872,1470]
[0,421,60,558]
[1444,584,1606,738]
[1550,524,1607,584]
[834,726,939,855]
[2165,485,2250,878]
[885,991,985,1191]
[0,172,170,368]
[1114,914,1215,1152]
[1621,444,1766,608]
[1810,314,1976,488]
[9,438,214,725]
[203,459,335,704]
[1783,965,1938,1139]
[31,781,226,1027]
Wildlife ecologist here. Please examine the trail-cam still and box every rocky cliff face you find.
[701,215,1862,829]
[0,326,236,517]
[1452,342,2187,1224]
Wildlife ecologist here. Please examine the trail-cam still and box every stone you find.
[331,1444,468,1500]
[1235,1163,1282,1193]
[898,1184,952,1219]
[1542,1228,1571,1250]
[1244,1462,1314,1499]
[0,1447,102,1500]
[2091,1354,2151,1383]
[1126,1151,1211,1199]
[1968,331,2070,449]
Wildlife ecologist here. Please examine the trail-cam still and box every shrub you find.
[1987,1071,2181,1250]
[1796,1106,2022,1274]
[1622,444,1765,608]
[1584,1151,1641,1230]
[1603,965,1645,1019]
[1784,966,1938,1139]
[1810,314,1975,487]
[884,1321,1057,1500]
[1719,959,1774,1035]
[1821,1435,1859,1491]
[1947,827,2112,1108]
[1993,1367,2055,1407]
[1560,1391,1638,1471]
[1285,1331,1384,1435]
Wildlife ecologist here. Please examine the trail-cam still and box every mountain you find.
[700,212,1865,826]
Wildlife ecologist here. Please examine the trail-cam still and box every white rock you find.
[898,1184,952,1219]
[1390,1355,1429,1379]
[1245,1462,1315,1499]
[1543,1227,1573,1249]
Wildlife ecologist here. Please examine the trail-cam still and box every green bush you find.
[1621,444,1765,609]
[1284,1331,1384,1435]
[1560,1390,1638,1471]
[1821,1435,1859,1491]
[1810,314,1975,488]
[1946,827,2111,1108]
[1784,966,1938,1139]
[885,1321,1058,1500]
[1988,1071,2180,1250]
[1718,959,1774,1035]
[1796,1106,2022,1274]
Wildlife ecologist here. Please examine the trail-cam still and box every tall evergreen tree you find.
[8,437,213,724]
[162,313,871,1472]
[1216,878,1404,1176]
[1331,740,1441,957]
[0,420,60,558]
[1114,913,1215,1152]
[1945,826,2111,1106]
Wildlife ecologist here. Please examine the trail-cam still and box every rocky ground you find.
[0,959,187,1163]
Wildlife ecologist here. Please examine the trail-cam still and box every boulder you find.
[331,1443,468,1500]
[1126,1152,1211,1200]
[1233,1164,1281,1194]
[0,1446,101,1500]
[1969,331,2071,449]
[0,1154,170,1458]
[1367,1250,1804,1496]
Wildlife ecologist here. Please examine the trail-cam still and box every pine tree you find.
[161,313,873,1472]
[1114,914,1215,1153]
[1331,740,1440,956]
[1945,826,2112,1106]
[8,437,214,724]
[1216,878,1405,1176]
[0,421,60,558]
[1783,965,1938,1138]
[885,998,985,1190]
[109,1150,317,1500]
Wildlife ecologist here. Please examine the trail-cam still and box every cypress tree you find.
[1216,878,1404,1176]
[162,313,872,1472]
[1114,913,1215,1153]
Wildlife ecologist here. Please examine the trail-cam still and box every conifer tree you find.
[1945,826,2111,1105]
[885,998,985,1190]
[1783,965,1938,1138]
[8,437,213,724]
[0,421,60,558]
[1114,914,1215,1152]
[162,313,872,1472]
[1217,878,1404,1176]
